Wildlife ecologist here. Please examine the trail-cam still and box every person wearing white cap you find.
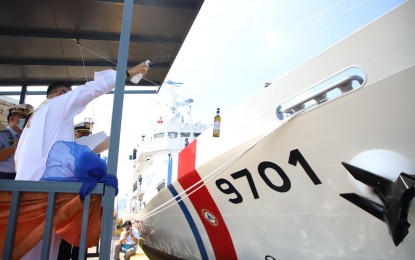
[74,121,93,139]
[0,104,33,179]
[14,62,149,260]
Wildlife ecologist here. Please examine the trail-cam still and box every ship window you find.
[193,133,201,137]
[180,132,190,137]
[156,179,165,192]
[154,132,165,139]
[168,132,178,138]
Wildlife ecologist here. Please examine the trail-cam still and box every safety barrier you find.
[0,180,113,259]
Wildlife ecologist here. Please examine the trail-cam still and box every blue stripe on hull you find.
[167,184,208,260]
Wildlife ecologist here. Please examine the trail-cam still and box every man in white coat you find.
[14,62,149,259]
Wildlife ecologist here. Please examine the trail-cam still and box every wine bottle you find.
[212,108,221,137]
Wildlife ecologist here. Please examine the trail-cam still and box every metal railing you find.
[276,67,366,120]
[0,180,113,259]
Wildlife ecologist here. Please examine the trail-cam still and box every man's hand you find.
[13,138,19,148]
[128,61,150,78]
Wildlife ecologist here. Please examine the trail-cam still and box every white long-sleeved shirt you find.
[14,70,116,260]
[15,70,116,181]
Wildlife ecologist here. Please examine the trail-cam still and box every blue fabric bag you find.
[41,141,118,199]
[121,243,136,253]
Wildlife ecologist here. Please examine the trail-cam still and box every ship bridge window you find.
[154,132,165,139]
[276,66,366,120]
[180,132,191,137]
[156,179,166,192]
[168,132,178,138]
[193,133,201,137]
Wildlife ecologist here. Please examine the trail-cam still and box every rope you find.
[136,117,293,221]
[76,39,89,82]
[294,0,370,41]
[77,42,118,66]
[74,39,216,118]
[76,40,103,130]
[73,39,256,221]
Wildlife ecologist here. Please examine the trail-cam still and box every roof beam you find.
[97,0,202,11]
[0,89,159,95]
[0,79,162,86]
[0,58,170,68]
[0,28,182,44]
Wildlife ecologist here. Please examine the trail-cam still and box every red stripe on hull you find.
[178,139,197,179]
[178,139,237,259]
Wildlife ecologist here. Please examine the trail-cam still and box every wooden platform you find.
[129,245,149,260]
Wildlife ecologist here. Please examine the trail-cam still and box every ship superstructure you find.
[127,84,209,214]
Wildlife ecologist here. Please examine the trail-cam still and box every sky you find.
[5,0,405,194]
[167,0,404,119]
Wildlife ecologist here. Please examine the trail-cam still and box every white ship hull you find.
[137,2,415,259]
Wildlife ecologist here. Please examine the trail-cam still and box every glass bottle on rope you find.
[212,108,221,137]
